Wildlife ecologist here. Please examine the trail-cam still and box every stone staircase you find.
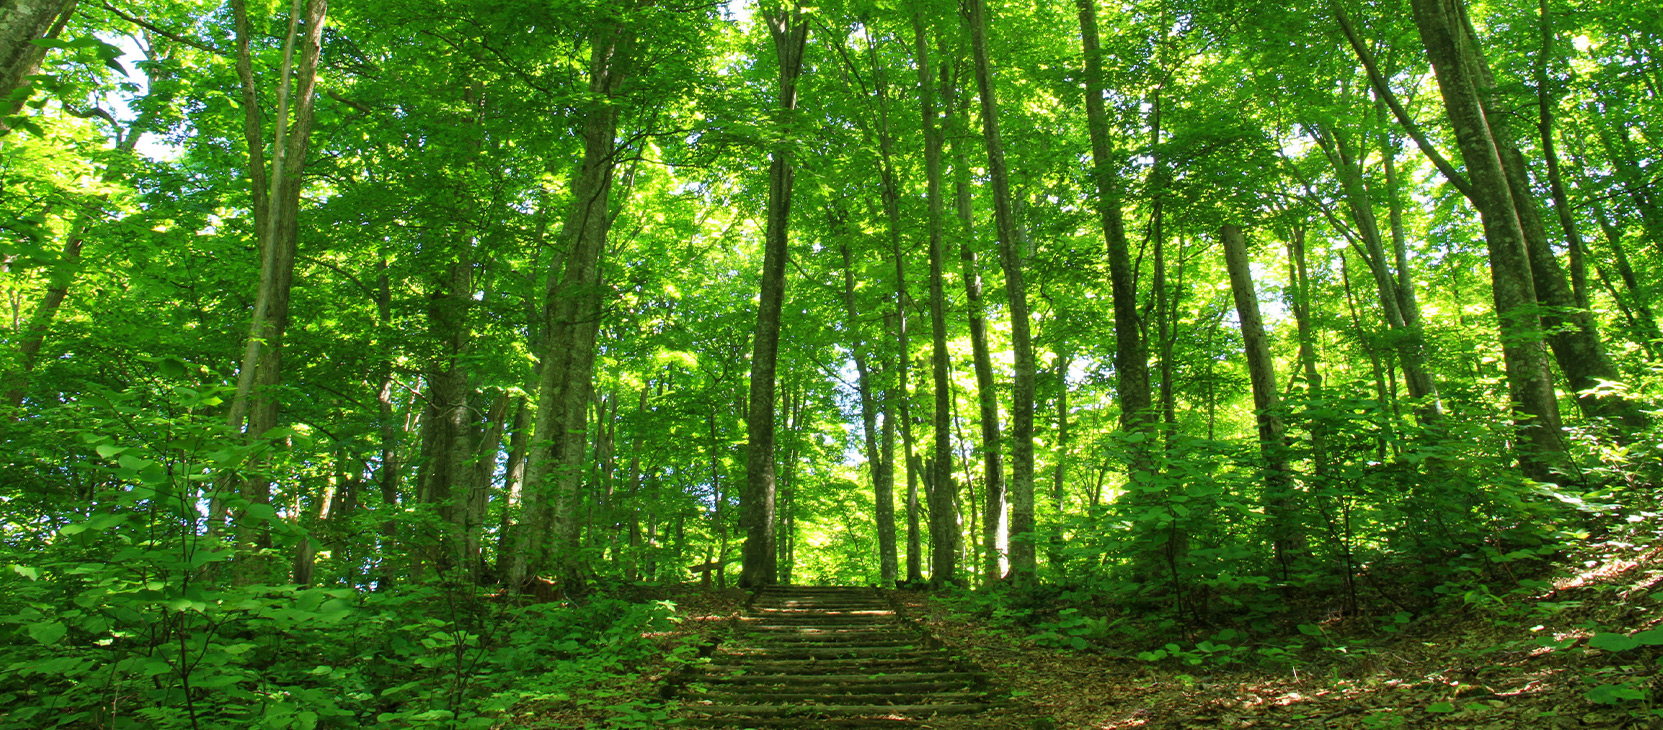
[673,585,996,728]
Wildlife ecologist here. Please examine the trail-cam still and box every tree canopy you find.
[2,0,1662,725]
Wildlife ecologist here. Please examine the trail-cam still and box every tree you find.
[740,1,808,590]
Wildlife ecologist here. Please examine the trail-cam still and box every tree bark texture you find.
[0,0,73,124]
[966,0,1036,583]
[913,15,953,586]
[226,0,328,584]
[1076,0,1155,472]
[1409,0,1567,479]
[838,240,896,585]
[741,6,807,589]
[947,67,1005,586]
[1221,225,1301,574]
[510,23,630,591]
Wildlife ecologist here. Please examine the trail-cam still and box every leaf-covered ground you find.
[887,538,1663,729]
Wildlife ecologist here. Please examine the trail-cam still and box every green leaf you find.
[156,356,187,378]
[10,565,39,580]
[28,621,66,645]
[1427,702,1456,713]
[1633,629,1663,646]
[1590,633,1642,652]
[1297,623,1324,636]
[245,503,278,522]
[1586,684,1646,704]
[95,443,128,458]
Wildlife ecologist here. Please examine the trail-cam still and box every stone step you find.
[729,638,920,649]
[670,586,989,727]
[682,703,987,718]
[718,646,938,660]
[692,690,987,705]
[678,719,921,729]
[702,658,960,675]
[693,671,980,687]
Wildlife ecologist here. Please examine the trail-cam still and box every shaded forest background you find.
[2,0,1662,726]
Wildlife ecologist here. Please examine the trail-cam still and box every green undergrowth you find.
[939,512,1663,725]
[0,571,709,730]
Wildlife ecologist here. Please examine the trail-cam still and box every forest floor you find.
[888,533,1663,729]
[526,530,1663,729]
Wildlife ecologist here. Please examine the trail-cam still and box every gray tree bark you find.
[225,0,328,584]
[740,5,808,589]
[509,22,631,592]
[912,15,953,587]
[1221,225,1301,574]
[966,0,1036,583]
[1409,0,1568,479]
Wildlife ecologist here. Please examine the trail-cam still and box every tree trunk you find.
[911,15,951,587]
[966,0,1036,583]
[1530,3,1645,429]
[1311,123,1439,414]
[1221,225,1301,575]
[838,240,895,585]
[0,0,73,132]
[741,6,808,589]
[417,256,477,573]
[1568,132,1662,356]
[1409,0,1567,479]
[226,0,328,584]
[1076,0,1155,477]
[948,70,1005,586]
[510,23,631,592]
[1287,226,1328,482]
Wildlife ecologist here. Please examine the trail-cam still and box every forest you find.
[2,0,1662,726]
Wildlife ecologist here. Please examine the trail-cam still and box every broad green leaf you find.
[28,621,66,645]
[1590,633,1642,652]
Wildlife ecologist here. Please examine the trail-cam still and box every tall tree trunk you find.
[1409,0,1567,479]
[495,396,530,577]
[1287,226,1328,482]
[1463,35,1639,430]
[1076,0,1155,475]
[839,240,895,585]
[469,393,508,577]
[911,15,951,587]
[1050,347,1071,514]
[1221,225,1301,575]
[966,0,1036,583]
[226,0,327,584]
[624,387,646,581]
[510,23,631,592]
[418,257,476,572]
[741,6,808,589]
[948,71,1005,586]
[1310,123,1440,414]
[862,24,910,587]
[1532,4,1644,428]
[1568,131,1663,355]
